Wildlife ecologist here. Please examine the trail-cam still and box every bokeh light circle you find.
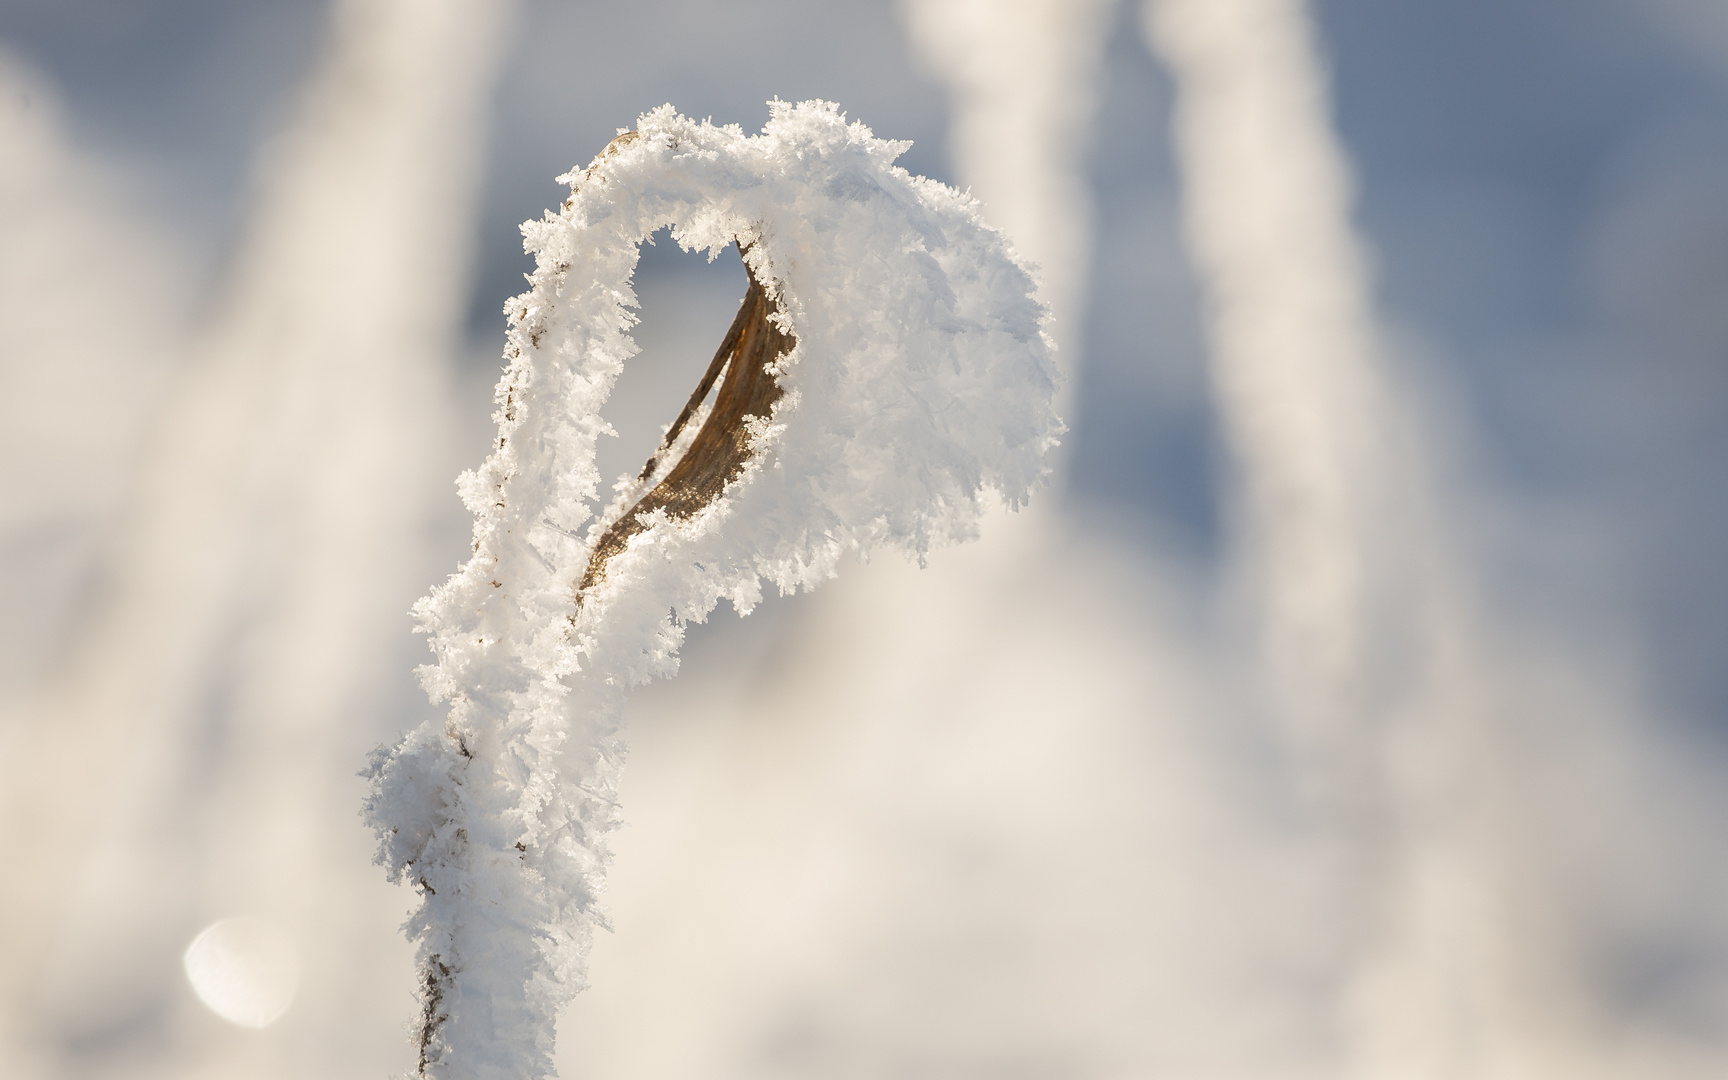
[181,916,301,1028]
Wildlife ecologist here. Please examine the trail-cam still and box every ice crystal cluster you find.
[365,100,1059,1078]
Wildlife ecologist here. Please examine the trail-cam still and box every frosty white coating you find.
[365,100,1059,1078]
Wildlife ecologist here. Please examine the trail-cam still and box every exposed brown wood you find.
[577,247,793,599]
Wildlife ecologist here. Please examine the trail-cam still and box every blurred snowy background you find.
[3,0,1727,1077]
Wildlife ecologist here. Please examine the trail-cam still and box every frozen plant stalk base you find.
[365,100,1059,1079]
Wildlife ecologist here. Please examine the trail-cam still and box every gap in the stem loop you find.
[591,226,750,518]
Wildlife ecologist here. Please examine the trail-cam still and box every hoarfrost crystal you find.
[365,100,1059,1078]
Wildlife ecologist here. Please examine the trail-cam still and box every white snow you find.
[365,100,1059,1078]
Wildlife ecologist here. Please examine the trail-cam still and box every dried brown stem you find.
[416,954,452,1075]
[578,246,793,598]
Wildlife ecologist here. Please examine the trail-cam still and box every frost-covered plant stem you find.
[366,101,1059,1079]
